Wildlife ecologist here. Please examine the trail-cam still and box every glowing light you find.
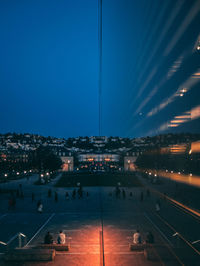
[149,172,152,175]
[40,174,44,177]
[166,170,168,172]
[178,172,181,175]
[169,124,179,127]
[174,115,190,119]
[171,120,185,123]
[154,174,157,177]
[190,173,193,177]
[46,172,49,176]
[67,160,71,163]
[180,93,184,97]
[17,172,19,175]
[4,174,8,177]
[127,160,130,163]
[171,171,173,173]
[191,105,200,120]
[24,171,27,174]
[181,88,187,93]
[191,141,200,153]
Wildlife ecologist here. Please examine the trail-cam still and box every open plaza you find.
[0,172,200,265]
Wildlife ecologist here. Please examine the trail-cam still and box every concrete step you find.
[4,247,55,261]
[33,244,69,251]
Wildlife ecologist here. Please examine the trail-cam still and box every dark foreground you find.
[0,172,200,265]
[55,172,142,187]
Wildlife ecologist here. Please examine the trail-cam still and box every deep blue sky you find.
[0,0,200,138]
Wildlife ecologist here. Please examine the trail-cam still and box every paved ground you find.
[0,172,200,265]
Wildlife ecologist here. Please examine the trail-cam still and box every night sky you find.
[0,0,200,138]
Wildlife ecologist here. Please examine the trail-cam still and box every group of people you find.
[133,230,154,244]
[111,188,152,201]
[114,187,127,199]
[44,230,66,244]
[45,229,152,246]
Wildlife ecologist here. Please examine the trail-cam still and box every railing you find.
[0,232,27,250]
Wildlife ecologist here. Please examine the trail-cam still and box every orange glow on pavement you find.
[156,170,200,188]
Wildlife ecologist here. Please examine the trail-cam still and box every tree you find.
[33,146,63,172]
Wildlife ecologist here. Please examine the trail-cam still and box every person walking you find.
[122,189,126,199]
[155,199,160,213]
[32,192,35,202]
[65,191,69,200]
[48,189,52,198]
[140,191,144,202]
[38,202,43,213]
[72,189,76,199]
[55,191,58,202]
[146,189,150,197]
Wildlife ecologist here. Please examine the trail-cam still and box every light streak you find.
[164,0,200,56]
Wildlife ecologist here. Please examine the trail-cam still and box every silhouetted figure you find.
[12,197,16,209]
[48,189,52,198]
[155,199,160,213]
[44,232,53,244]
[65,191,69,200]
[122,189,126,199]
[146,231,154,244]
[115,187,121,198]
[164,192,167,200]
[55,192,58,202]
[38,203,43,213]
[16,189,20,198]
[20,191,24,199]
[32,192,35,202]
[140,191,144,202]
[72,189,76,199]
[37,200,42,209]
[78,189,83,199]
[8,198,13,210]
[146,189,150,197]
[130,192,133,197]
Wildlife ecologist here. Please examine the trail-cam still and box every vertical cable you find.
[98,0,103,136]
[99,187,105,266]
